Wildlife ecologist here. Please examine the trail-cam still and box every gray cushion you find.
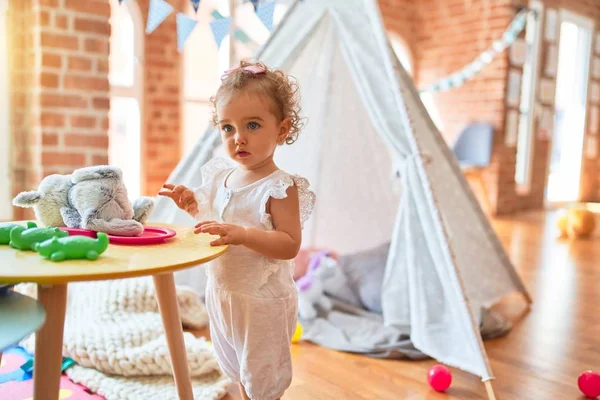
[323,242,390,314]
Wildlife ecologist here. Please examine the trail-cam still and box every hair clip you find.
[221,65,266,80]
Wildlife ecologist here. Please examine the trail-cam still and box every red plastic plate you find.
[61,226,177,245]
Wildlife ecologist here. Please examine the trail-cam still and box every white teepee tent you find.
[150,0,531,391]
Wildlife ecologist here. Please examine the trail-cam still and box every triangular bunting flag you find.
[146,0,174,35]
[176,13,198,51]
[209,17,232,48]
[256,2,275,31]
[190,0,200,12]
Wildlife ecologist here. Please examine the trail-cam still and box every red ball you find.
[428,364,452,392]
[578,371,600,398]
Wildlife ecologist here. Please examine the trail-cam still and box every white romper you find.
[194,157,315,400]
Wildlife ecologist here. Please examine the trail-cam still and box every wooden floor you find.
[200,211,599,400]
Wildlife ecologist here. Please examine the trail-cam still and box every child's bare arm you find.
[158,184,199,217]
[195,186,302,260]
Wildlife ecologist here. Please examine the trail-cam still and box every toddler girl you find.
[159,61,315,400]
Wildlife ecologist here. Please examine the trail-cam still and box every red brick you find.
[40,11,51,27]
[92,155,109,165]
[41,72,59,88]
[84,38,108,54]
[42,151,86,166]
[41,113,65,127]
[41,93,88,108]
[42,53,62,68]
[74,18,110,35]
[42,133,59,146]
[41,32,79,50]
[65,0,110,17]
[68,56,92,71]
[64,75,109,91]
[92,97,110,110]
[64,133,108,148]
[39,0,59,6]
[96,59,108,73]
[70,116,96,128]
[55,14,69,30]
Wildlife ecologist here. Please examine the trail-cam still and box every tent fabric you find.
[149,0,531,381]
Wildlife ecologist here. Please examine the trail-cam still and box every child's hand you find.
[194,221,247,246]
[158,184,199,216]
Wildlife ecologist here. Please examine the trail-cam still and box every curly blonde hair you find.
[211,60,305,145]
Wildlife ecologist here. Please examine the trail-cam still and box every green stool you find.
[0,286,46,363]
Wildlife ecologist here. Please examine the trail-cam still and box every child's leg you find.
[238,384,280,400]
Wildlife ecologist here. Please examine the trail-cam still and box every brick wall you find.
[498,0,600,213]
[7,0,111,219]
[382,0,600,215]
[136,0,182,196]
[383,0,514,214]
[7,0,183,218]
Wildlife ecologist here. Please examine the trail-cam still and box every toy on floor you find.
[291,322,303,343]
[296,251,337,320]
[0,347,32,384]
[9,225,68,251]
[12,166,154,237]
[34,233,109,262]
[0,222,36,245]
[427,364,452,392]
[578,370,600,398]
[557,207,596,239]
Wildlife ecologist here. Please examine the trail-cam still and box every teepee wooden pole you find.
[484,380,497,400]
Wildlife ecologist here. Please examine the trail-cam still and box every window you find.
[109,0,144,200]
[181,1,289,153]
[514,2,543,189]
[0,0,12,220]
[389,33,444,131]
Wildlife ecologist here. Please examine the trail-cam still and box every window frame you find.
[514,1,544,193]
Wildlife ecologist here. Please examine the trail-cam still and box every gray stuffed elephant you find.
[13,166,154,237]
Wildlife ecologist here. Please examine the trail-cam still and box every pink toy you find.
[578,370,600,398]
[0,376,103,399]
[427,364,452,392]
[62,226,176,245]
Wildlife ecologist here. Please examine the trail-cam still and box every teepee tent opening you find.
[150,0,531,390]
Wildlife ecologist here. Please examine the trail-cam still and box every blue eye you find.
[248,122,260,130]
[222,124,233,133]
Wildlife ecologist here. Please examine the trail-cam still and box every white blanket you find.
[16,277,230,400]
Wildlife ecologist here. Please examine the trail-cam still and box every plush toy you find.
[296,251,337,320]
[34,233,109,262]
[12,166,154,237]
[9,225,68,251]
[557,207,596,239]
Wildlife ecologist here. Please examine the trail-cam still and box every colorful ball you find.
[427,364,452,392]
[291,322,303,343]
[578,370,600,398]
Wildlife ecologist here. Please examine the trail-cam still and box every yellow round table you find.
[0,222,227,400]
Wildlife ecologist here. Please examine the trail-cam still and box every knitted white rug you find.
[16,277,230,400]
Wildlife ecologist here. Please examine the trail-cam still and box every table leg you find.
[34,284,67,400]
[153,273,193,400]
